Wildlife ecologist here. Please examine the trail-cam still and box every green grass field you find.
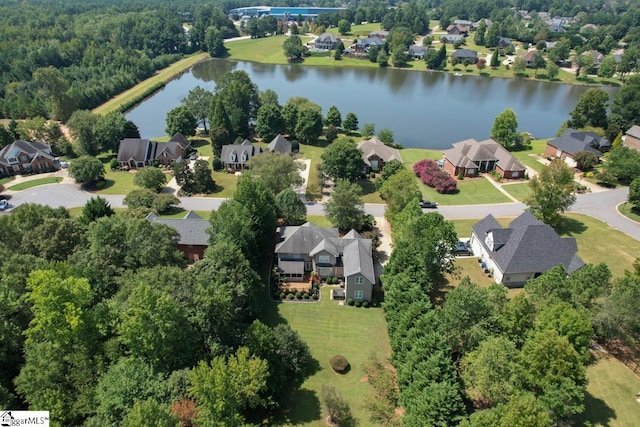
[502,182,531,201]
[421,177,511,205]
[577,355,640,427]
[7,176,63,191]
[306,214,332,228]
[262,286,390,426]
[618,203,640,223]
[0,176,14,185]
[511,139,548,174]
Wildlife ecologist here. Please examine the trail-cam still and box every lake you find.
[126,58,617,149]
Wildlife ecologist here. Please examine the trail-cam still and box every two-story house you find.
[0,140,57,177]
[275,222,375,302]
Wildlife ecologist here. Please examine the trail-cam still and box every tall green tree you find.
[94,111,129,152]
[78,196,114,225]
[275,188,307,225]
[255,104,285,142]
[67,110,98,156]
[491,108,520,150]
[246,152,303,195]
[604,146,640,182]
[33,66,75,122]
[213,71,260,138]
[295,108,324,143]
[133,167,167,192]
[205,27,226,57]
[68,156,105,183]
[525,159,576,226]
[234,175,278,258]
[283,35,307,59]
[192,159,216,194]
[343,112,358,132]
[182,86,214,133]
[324,179,372,233]
[325,105,342,127]
[166,106,196,137]
[320,137,364,181]
[567,88,609,130]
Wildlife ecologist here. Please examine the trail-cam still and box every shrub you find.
[212,158,223,171]
[109,158,120,170]
[347,298,354,306]
[362,301,369,308]
[279,292,286,299]
[574,150,598,171]
[295,291,303,299]
[457,171,464,180]
[287,293,295,300]
[312,293,319,300]
[355,300,362,307]
[303,293,310,299]
[329,355,350,374]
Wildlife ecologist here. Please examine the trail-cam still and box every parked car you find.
[419,200,437,209]
[189,153,198,160]
[59,161,68,168]
[0,199,8,211]
[455,241,472,256]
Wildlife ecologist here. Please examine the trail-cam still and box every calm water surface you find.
[126,59,617,149]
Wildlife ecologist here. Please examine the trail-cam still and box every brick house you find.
[357,136,402,173]
[442,138,525,179]
[117,133,191,169]
[623,125,640,152]
[315,32,340,50]
[146,211,209,262]
[543,129,610,167]
[0,140,58,177]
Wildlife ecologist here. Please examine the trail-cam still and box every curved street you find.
[3,181,638,240]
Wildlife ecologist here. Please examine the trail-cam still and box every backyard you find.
[262,286,390,426]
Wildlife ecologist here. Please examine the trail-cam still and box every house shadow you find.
[554,216,587,236]
[576,391,616,426]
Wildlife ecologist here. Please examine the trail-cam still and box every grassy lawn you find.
[502,182,531,201]
[0,176,14,185]
[297,143,326,201]
[262,286,390,426]
[577,355,640,427]
[92,52,209,115]
[325,23,383,38]
[306,214,332,228]
[420,177,511,205]
[95,168,140,195]
[399,148,441,165]
[511,139,548,174]
[618,203,640,223]
[158,208,212,220]
[210,171,238,198]
[357,178,384,203]
[227,36,313,64]
[557,213,640,278]
[450,217,513,239]
[6,177,62,191]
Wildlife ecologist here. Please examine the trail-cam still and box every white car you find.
[0,199,8,211]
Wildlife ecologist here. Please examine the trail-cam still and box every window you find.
[292,253,301,259]
[230,152,237,162]
[512,171,519,177]
[241,152,248,162]
[318,255,330,264]
[354,290,364,300]
[355,276,364,284]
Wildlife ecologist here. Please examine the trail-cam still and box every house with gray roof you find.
[275,222,375,301]
[315,32,340,50]
[0,140,57,177]
[440,34,465,44]
[268,134,292,154]
[117,133,191,169]
[451,48,478,64]
[408,45,427,59]
[357,136,402,173]
[442,138,525,179]
[544,129,610,167]
[354,36,385,52]
[146,211,209,262]
[220,139,262,171]
[623,125,640,152]
[368,30,389,39]
[469,211,584,287]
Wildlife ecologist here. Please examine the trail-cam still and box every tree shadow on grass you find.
[85,179,115,192]
[356,178,377,197]
[576,391,616,427]
[554,215,587,236]
[275,388,322,425]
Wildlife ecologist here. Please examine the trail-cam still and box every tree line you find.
[0,176,318,426]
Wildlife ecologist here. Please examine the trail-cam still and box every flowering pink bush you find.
[415,159,457,193]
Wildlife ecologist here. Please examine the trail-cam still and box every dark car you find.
[455,241,472,256]
[419,200,437,209]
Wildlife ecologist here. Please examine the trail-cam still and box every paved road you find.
[3,183,638,241]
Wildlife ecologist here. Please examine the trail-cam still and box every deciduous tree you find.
[295,108,324,143]
[68,156,105,183]
[133,167,167,192]
[525,159,576,225]
[343,112,358,132]
[491,109,520,149]
[275,188,307,225]
[320,137,363,181]
[166,106,197,137]
[182,86,214,132]
[325,179,372,233]
[567,88,609,129]
[255,103,285,142]
[283,35,307,59]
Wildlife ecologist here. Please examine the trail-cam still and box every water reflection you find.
[127,58,618,149]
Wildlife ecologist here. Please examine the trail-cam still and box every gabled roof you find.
[408,45,427,54]
[440,34,464,42]
[547,129,610,157]
[170,132,191,148]
[497,37,512,47]
[356,36,385,47]
[117,135,191,164]
[472,211,584,275]
[220,140,262,164]
[0,140,54,166]
[268,134,292,154]
[452,48,478,59]
[443,138,525,172]
[368,30,389,38]
[357,136,402,166]
[521,50,538,61]
[275,222,374,283]
[146,212,209,246]
[316,32,340,43]
[625,125,640,139]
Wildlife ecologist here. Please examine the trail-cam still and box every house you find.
[623,125,640,152]
[446,24,469,36]
[521,50,540,67]
[440,34,465,44]
[408,45,427,59]
[357,136,402,173]
[497,37,512,54]
[0,140,58,177]
[580,23,598,33]
[544,129,610,167]
[354,36,385,52]
[117,133,191,168]
[454,19,473,27]
[220,139,262,171]
[442,138,526,178]
[549,24,566,33]
[368,30,389,39]
[268,134,292,154]
[275,222,375,301]
[583,50,605,69]
[451,48,478,64]
[470,211,584,287]
[472,18,493,30]
[146,211,209,262]
[315,32,340,50]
